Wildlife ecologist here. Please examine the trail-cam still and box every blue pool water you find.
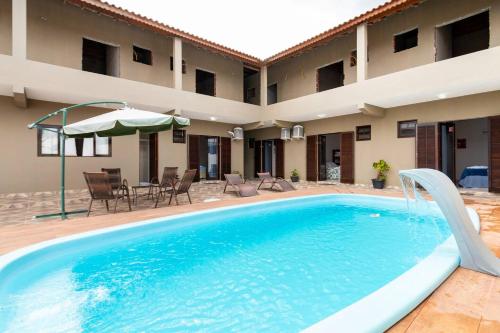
[0,195,450,332]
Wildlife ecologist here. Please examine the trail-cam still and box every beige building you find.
[1,0,500,194]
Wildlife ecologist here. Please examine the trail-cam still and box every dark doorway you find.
[139,133,158,183]
[308,132,354,183]
[196,69,216,96]
[439,122,455,182]
[267,83,277,105]
[318,133,341,181]
[243,67,259,105]
[435,11,489,61]
[188,135,227,181]
[82,38,119,76]
[253,139,284,178]
[317,61,344,92]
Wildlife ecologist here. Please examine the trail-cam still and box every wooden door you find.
[489,116,500,192]
[188,134,200,182]
[274,139,284,178]
[149,133,158,182]
[254,140,262,177]
[219,137,231,179]
[416,124,438,169]
[340,132,354,184]
[306,135,318,181]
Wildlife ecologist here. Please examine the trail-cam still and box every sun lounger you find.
[257,172,296,192]
[224,174,258,197]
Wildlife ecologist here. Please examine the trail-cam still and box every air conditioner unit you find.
[281,127,291,141]
[227,127,244,141]
[292,125,304,140]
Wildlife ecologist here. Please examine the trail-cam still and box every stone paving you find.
[0,180,356,225]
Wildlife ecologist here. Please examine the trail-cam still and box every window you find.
[394,28,418,53]
[82,38,119,76]
[133,45,152,65]
[398,120,417,138]
[169,57,187,74]
[435,11,489,61]
[196,69,216,96]
[248,138,255,149]
[38,125,60,156]
[37,125,111,157]
[356,125,371,141]
[317,61,344,92]
[350,50,357,67]
[172,129,186,143]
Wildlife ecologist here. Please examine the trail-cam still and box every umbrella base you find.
[33,209,88,220]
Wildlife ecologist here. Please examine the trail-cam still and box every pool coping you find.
[0,194,481,332]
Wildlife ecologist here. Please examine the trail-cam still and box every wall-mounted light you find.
[281,127,291,141]
[292,125,304,140]
[227,127,244,140]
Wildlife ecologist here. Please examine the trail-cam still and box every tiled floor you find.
[0,183,499,332]
[0,180,376,225]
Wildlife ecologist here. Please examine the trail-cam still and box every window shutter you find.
[340,132,355,184]
[188,134,200,182]
[306,135,318,181]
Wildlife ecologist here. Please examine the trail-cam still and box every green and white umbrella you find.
[64,107,190,138]
[28,101,191,220]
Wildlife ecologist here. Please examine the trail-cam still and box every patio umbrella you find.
[64,107,190,138]
[28,101,190,220]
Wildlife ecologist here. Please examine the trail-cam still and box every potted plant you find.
[372,160,390,189]
[290,169,300,182]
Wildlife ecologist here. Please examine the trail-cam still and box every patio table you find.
[131,182,158,205]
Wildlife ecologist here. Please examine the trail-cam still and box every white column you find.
[356,23,368,82]
[173,37,182,90]
[260,66,267,106]
[12,0,27,59]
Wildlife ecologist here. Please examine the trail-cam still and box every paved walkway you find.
[0,184,498,332]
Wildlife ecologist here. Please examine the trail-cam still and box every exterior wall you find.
[26,0,174,88]
[267,33,356,102]
[266,0,500,102]
[0,0,12,56]
[25,0,246,102]
[0,97,139,193]
[0,97,243,194]
[367,0,500,78]
[182,43,244,102]
[245,91,500,186]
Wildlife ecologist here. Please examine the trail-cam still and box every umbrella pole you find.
[33,108,87,220]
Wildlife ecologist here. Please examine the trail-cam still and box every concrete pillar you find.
[12,0,27,59]
[260,66,267,106]
[173,37,182,90]
[356,23,368,82]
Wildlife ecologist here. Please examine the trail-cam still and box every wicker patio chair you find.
[153,167,179,204]
[155,169,197,207]
[101,168,129,198]
[84,171,131,216]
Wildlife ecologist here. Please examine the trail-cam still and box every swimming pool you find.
[0,194,479,332]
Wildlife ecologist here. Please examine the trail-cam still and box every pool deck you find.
[0,184,499,332]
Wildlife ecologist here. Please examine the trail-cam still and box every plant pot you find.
[371,179,385,189]
[291,176,299,183]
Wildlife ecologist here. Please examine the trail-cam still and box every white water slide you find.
[399,168,500,276]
